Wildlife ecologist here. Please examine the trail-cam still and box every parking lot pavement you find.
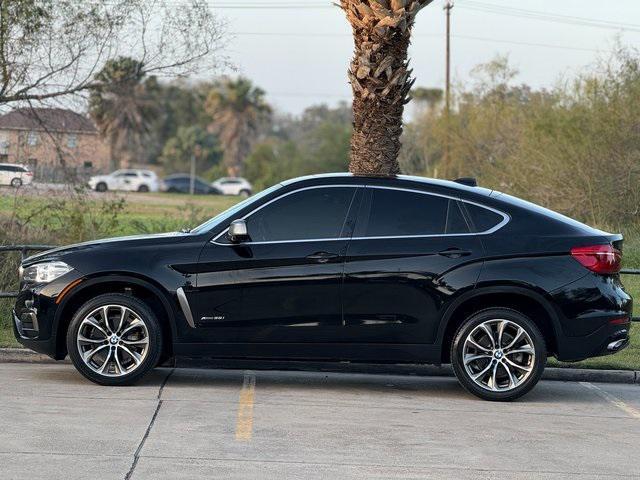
[1,363,639,480]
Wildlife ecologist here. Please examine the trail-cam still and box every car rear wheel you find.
[10,178,22,188]
[138,184,149,193]
[239,189,251,197]
[451,308,546,401]
[67,293,162,386]
[96,182,107,192]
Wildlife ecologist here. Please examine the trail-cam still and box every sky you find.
[215,0,640,115]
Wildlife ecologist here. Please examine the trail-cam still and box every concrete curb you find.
[1,347,638,384]
[0,347,68,364]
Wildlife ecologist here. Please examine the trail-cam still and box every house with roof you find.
[0,107,110,178]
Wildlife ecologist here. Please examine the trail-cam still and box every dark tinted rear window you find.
[363,189,468,237]
[0,165,22,172]
[464,203,504,232]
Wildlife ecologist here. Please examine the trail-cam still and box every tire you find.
[66,293,163,386]
[138,184,150,193]
[10,178,22,188]
[96,182,108,192]
[451,308,546,401]
[239,189,251,198]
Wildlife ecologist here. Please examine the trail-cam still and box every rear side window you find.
[362,189,451,237]
[247,187,356,242]
[464,203,504,232]
[446,200,470,234]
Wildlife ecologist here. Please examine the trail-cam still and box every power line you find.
[159,0,640,33]
[456,0,640,33]
[234,31,600,53]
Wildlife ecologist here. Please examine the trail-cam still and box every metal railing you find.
[0,245,638,322]
[0,245,54,298]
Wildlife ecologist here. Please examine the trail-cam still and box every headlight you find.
[22,261,73,283]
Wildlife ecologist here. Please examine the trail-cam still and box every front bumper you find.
[13,308,61,358]
[13,271,83,359]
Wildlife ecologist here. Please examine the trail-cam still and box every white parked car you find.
[0,163,33,187]
[88,169,160,193]
[212,177,253,197]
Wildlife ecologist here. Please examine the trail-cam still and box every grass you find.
[0,190,637,371]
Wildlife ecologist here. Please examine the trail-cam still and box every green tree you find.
[89,57,157,169]
[245,103,352,190]
[144,78,214,165]
[205,77,272,176]
[160,125,221,175]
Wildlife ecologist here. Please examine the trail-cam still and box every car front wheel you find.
[451,308,546,401]
[66,293,162,386]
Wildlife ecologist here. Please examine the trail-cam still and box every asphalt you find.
[1,363,639,480]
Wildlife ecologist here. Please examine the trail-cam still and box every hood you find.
[22,231,186,266]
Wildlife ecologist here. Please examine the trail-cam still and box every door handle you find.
[438,248,472,258]
[306,252,339,263]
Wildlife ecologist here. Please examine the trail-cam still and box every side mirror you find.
[227,219,249,243]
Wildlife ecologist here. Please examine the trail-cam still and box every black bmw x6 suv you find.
[13,174,632,400]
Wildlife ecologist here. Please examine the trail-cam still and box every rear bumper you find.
[555,320,631,362]
[551,272,633,361]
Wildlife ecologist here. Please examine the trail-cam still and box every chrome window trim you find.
[211,184,510,246]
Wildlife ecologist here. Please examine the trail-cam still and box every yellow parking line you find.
[580,382,640,419]
[235,371,256,441]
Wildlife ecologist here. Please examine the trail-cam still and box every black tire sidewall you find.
[138,185,149,192]
[11,178,22,187]
[451,308,547,401]
[96,182,107,192]
[66,293,163,386]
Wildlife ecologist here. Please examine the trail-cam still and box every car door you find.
[189,185,362,356]
[341,186,485,360]
[109,171,125,190]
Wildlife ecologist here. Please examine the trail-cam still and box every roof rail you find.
[453,177,478,187]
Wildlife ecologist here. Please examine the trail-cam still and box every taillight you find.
[25,172,33,176]
[570,244,621,274]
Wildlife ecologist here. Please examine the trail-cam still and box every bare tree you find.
[0,0,226,107]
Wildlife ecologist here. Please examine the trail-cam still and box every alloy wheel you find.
[76,305,150,377]
[462,319,535,392]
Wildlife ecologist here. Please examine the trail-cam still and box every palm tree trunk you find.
[340,0,433,176]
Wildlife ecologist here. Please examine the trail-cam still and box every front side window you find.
[246,187,356,242]
[361,189,470,237]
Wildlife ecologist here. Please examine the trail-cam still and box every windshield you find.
[190,183,283,234]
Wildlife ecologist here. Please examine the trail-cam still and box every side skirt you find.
[172,342,441,365]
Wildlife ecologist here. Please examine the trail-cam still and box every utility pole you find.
[189,154,196,195]
[443,0,453,178]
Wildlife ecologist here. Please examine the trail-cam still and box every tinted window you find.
[0,165,19,172]
[247,187,356,242]
[464,203,504,232]
[363,189,451,237]
[446,200,470,234]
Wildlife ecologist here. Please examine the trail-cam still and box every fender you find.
[52,273,179,356]
[435,284,562,346]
